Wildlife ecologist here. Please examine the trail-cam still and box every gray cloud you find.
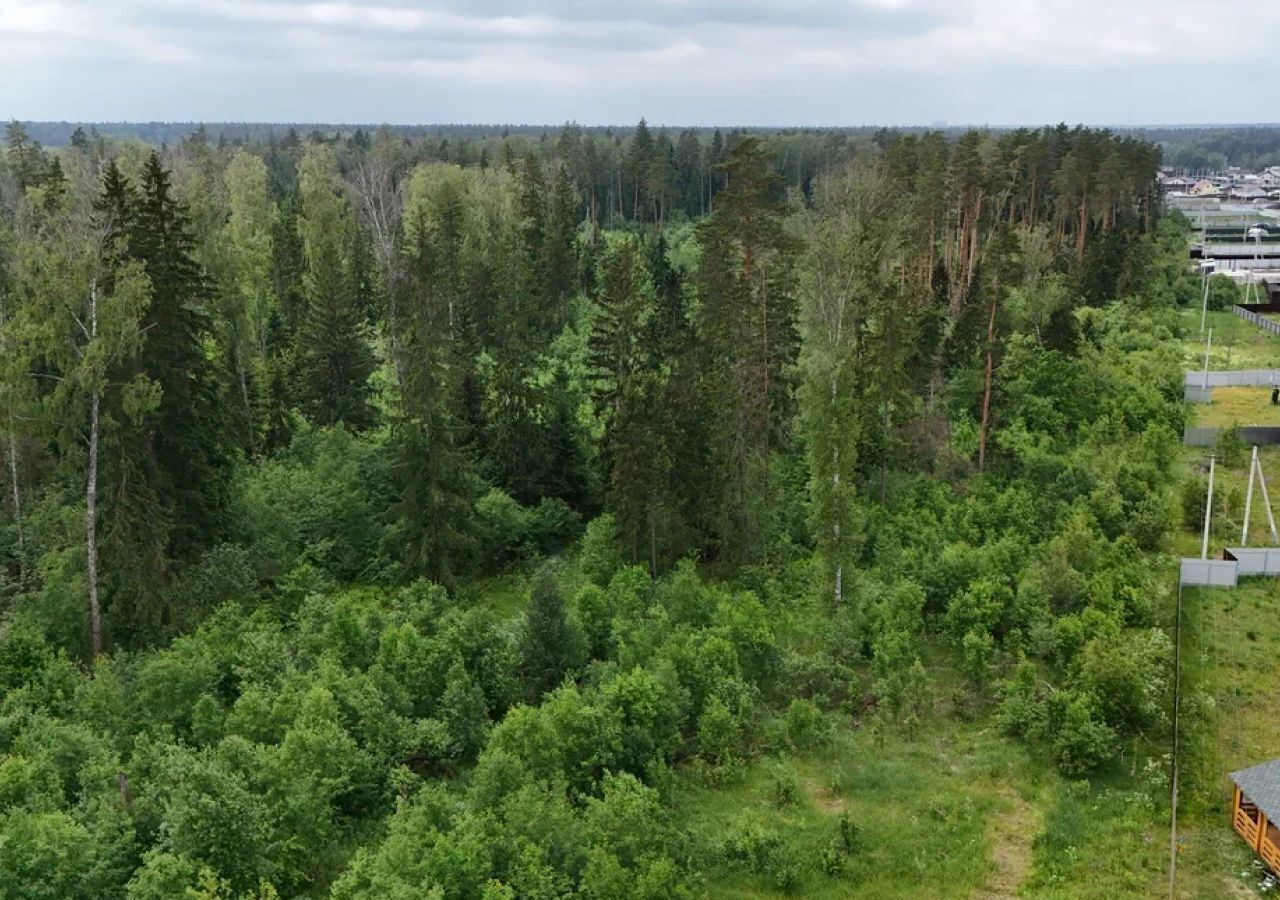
[1,0,1277,125]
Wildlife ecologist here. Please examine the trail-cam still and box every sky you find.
[2,0,1278,127]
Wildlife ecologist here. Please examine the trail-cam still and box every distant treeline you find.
[21,120,901,147]
[1125,125,1280,173]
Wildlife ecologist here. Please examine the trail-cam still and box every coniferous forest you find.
[0,120,1227,897]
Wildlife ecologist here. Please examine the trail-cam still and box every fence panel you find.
[1180,558,1239,587]
[1225,549,1280,577]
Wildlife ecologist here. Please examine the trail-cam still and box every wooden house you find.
[1230,759,1280,871]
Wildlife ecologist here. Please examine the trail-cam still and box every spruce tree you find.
[694,137,798,563]
[128,152,231,566]
[390,165,478,583]
[294,144,376,429]
[590,240,669,568]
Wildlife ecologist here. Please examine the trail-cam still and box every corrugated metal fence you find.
[1184,426,1280,447]
[1184,369,1280,388]
[1235,304,1280,336]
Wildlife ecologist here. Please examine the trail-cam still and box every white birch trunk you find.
[86,281,102,658]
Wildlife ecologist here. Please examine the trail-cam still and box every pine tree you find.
[5,122,46,194]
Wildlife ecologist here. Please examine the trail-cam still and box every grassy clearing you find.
[678,713,1055,899]
[1175,447,1280,559]
[676,426,1279,899]
[1167,425,1280,897]
[1194,387,1280,428]
[1167,580,1280,899]
[1181,309,1280,372]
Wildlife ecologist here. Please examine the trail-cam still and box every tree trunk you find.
[1076,192,1088,263]
[236,344,255,456]
[977,278,998,473]
[87,282,102,659]
[4,424,22,569]
[831,377,842,608]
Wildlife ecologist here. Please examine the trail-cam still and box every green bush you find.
[783,698,828,750]
[1217,425,1246,468]
[1050,693,1116,777]
[580,514,624,587]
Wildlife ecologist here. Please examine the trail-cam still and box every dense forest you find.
[0,118,1204,897]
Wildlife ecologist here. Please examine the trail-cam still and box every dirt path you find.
[972,785,1039,900]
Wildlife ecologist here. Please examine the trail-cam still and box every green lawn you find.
[1175,447,1280,559]
[676,711,1052,899]
[1166,434,1280,898]
[1181,309,1280,372]
[1193,387,1280,428]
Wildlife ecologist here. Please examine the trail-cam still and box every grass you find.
[676,713,1053,899]
[674,404,1280,898]
[1166,425,1280,897]
[1193,387,1280,428]
[1181,309,1280,372]
[1167,580,1280,899]
[1175,447,1280,559]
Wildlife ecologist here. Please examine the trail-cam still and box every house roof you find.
[1231,760,1280,823]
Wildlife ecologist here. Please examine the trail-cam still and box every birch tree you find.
[10,175,152,657]
[800,164,904,605]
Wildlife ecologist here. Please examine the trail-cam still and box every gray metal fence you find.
[1184,369,1280,388]
[1184,426,1280,447]
[1224,548,1280,577]
[1179,558,1239,587]
[1234,305,1280,337]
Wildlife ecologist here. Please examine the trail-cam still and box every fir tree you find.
[294,144,376,429]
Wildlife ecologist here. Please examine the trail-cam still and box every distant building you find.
[1230,186,1270,201]
[1190,179,1221,197]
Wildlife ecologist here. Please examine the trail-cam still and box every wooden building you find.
[1230,759,1280,872]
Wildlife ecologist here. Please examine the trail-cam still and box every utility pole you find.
[1257,453,1279,545]
[1243,446,1259,546]
[1202,328,1213,390]
[1200,270,1210,334]
[1168,580,1183,900]
[1202,455,1216,560]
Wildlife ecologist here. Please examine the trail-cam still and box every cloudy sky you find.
[2,0,1277,126]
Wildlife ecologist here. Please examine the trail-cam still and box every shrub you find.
[768,765,800,807]
[696,696,741,767]
[1217,425,1246,468]
[996,658,1046,741]
[1125,494,1170,551]
[962,628,996,690]
[1051,693,1116,777]
[580,514,624,587]
[783,698,827,751]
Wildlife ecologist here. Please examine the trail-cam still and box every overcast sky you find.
[2,0,1277,126]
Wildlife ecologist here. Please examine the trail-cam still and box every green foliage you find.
[1050,693,1117,778]
[0,122,1192,898]
[518,567,577,700]
[1216,424,1246,468]
[579,514,624,587]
